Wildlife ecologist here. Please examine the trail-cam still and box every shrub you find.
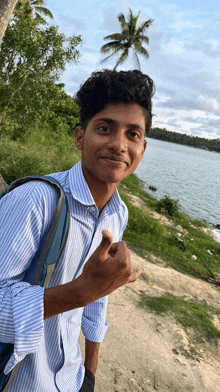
[157,195,180,216]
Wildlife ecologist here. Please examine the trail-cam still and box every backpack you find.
[0,175,70,392]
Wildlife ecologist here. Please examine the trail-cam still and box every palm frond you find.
[127,8,141,36]
[113,48,129,70]
[118,13,128,31]
[35,6,53,19]
[136,45,149,58]
[136,19,154,35]
[30,0,44,5]
[100,47,123,63]
[133,35,149,45]
[100,41,124,53]
[103,33,125,42]
[35,12,47,24]
[128,8,140,27]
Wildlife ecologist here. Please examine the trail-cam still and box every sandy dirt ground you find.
[79,248,220,392]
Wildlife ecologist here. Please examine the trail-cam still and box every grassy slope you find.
[118,174,220,280]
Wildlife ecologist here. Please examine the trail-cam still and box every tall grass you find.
[0,129,81,183]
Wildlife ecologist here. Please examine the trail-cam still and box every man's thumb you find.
[99,230,113,257]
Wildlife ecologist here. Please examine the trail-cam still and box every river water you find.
[134,138,220,226]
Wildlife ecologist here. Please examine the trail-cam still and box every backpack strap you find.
[1,175,70,287]
[31,176,70,287]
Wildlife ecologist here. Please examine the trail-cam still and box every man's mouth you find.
[101,156,127,165]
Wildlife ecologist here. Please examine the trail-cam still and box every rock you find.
[0,174,8,194]
[176,225,183,232]
[149,185,157,191]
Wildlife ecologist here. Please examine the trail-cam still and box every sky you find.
[46,0,220,140]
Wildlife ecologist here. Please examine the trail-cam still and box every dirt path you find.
[80,249,220,392]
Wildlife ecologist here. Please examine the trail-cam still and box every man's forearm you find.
[44,277,92,319]
[84,339,100,376]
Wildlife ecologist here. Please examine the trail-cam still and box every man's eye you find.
[99,126,110,132]
[130,131,140,138]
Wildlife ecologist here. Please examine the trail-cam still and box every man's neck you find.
[89,180,118,214]
[82,168,119,213]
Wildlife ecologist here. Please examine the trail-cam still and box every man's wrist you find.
[84,339,100,376]
[44,276,91,319]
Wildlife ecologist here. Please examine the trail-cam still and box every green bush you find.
[157,195,180,216]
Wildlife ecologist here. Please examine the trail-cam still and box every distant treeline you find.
[147,128,220,153]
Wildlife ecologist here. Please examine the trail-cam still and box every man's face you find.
[75,102,147,186]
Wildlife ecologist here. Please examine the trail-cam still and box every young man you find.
[0,69,155,391]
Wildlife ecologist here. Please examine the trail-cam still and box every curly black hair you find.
[74,69,155,134]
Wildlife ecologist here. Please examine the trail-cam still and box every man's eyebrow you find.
[95,117,145,132]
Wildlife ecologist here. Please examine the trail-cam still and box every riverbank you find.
[118,173,220,282]
[79,179,220,391]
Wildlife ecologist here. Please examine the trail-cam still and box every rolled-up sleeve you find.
[0,186,47,374]
[1,283,44,374]
[81,296,108,342]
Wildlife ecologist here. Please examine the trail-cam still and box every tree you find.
[0,5,82,135]
[0,0,19,45]
[19,0,54,24]
[0,0,53,47]
[100,8,153,70]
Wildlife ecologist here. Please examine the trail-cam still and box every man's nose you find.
[108,131,127,152]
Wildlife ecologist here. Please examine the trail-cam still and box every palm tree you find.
[0,0,19,45]
[100,8,153,70]
[20,0,53,24]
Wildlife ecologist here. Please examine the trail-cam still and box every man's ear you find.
[142,139,147,155]
[75,127,84,151]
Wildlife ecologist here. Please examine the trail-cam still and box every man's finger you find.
[98,230,113,260]
[108,241,128,256]
[128,269,142,283]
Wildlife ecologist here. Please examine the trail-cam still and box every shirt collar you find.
[68,160,124,213]
[69,160,95,206]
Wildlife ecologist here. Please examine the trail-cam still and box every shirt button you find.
[90,207,96,212]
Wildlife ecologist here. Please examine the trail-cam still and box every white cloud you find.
[170,20,202,31]
[165,40,185,55]
[58,15,85,36]
[160,93,220,115]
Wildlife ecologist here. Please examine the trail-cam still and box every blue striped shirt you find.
[0,160,128,391]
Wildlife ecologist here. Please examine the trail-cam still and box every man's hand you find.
[44,230,141,319]
[79,230,141,305]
